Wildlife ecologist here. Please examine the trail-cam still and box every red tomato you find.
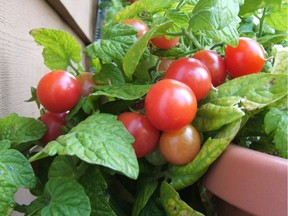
[37,70,81,113]
[121,18,149,38]
[224,37,265,78]
[193,50,227,87]
[40,111,67,145]
[164,57,212,101]
[145,79,197,132]
[158,58,175,72]
[118,112,160,158]
[151,36,180,50]
[76,72,97,96]
[159,124,201,165]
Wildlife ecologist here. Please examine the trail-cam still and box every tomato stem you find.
[76,161,90,179]
[14,203,27,213]
[183,28,204,50]
[258,7,267,37]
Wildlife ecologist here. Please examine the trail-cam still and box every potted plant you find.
[0,0,287,215]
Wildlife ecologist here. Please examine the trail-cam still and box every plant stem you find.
[14,203,27,213]
[183,28,204,50]
[69,61,80,76]
[76,161,90,179]
[176,0,186,10]
[258,7,267,37]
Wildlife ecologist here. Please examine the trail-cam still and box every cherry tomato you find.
[121,18,149,38]
[118,112,160,158]
[37,70,81,113]
[224,37,265,78]
[159,125,201,165]
[193,50,227,87]
[76,72,97,96]
[145,79,197,132]
[164,57,212,101]
[40,111,67,145]
[158,58,175,72]
[151,36,180,50]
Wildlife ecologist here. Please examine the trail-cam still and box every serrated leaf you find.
[160,181,204,216]
[94,63,126,85]
[0,178,17,216]
[0,149,36,189]
[132,180,158,216]
[91,84,151,100]
[26,177,91,216]
[84,24,137,64]
[113,0,178,22]
[264,108,288,158]
[0,113,46,147]
[30,28,82,71]
[169,119,241,190]
[29,113,139,180]
[193,96,245,132]
[204,73,288,109]
[79,166,117,216]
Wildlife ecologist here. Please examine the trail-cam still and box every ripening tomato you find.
[40,111,67,145]
[159,124,201,165]
[145,79,197,132]
[118,112,160,158]
[76,72,97,96]
[151,36,180,50]
[224,37,265,78]
[158,58,175,72]
[37,70,81,113]
[164,57,212,101]
[121,18,149,38]
[193,50,227,87]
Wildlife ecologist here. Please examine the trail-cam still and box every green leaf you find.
[160,181,204,216]
[266,3,288,32]
[26,177,91,216]
[91,84,152,100]
[48,156,78,179]
[240,0,282,15]
[0,140,10,151]
[123,21,173,80]
[271,45,288,74]
[0,149,36,189]
[205,73,288,109]
[30,28,82,71]
[94,63,126,85]
[169,119,241,190]
[264,108,288,158]
[0,178,17,216]
[79,166,117,216]
[29,113,139,180]
[193,96,245,132]
[0,113,46,147]
[113,0,178,22]
[132,180,158,216]
[166,9,190,33]
[84,24,137,64]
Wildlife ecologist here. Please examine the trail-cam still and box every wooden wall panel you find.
[0,0,96,118]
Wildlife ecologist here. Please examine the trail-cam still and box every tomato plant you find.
[159,125,201,165]
[37,70,81,113]
[193,50,227,87]
[224,37,266,78]
[151,36,180,50]
[164,57,212,101]
[40,111,67,145]
[121,18,149,38]
[145,79,197,132]
[76,72,97,96]
[118,112,160,158]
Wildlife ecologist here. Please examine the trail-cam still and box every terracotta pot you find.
[202,144,288,216]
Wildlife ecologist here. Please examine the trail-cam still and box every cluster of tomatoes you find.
[36,14,265,167]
